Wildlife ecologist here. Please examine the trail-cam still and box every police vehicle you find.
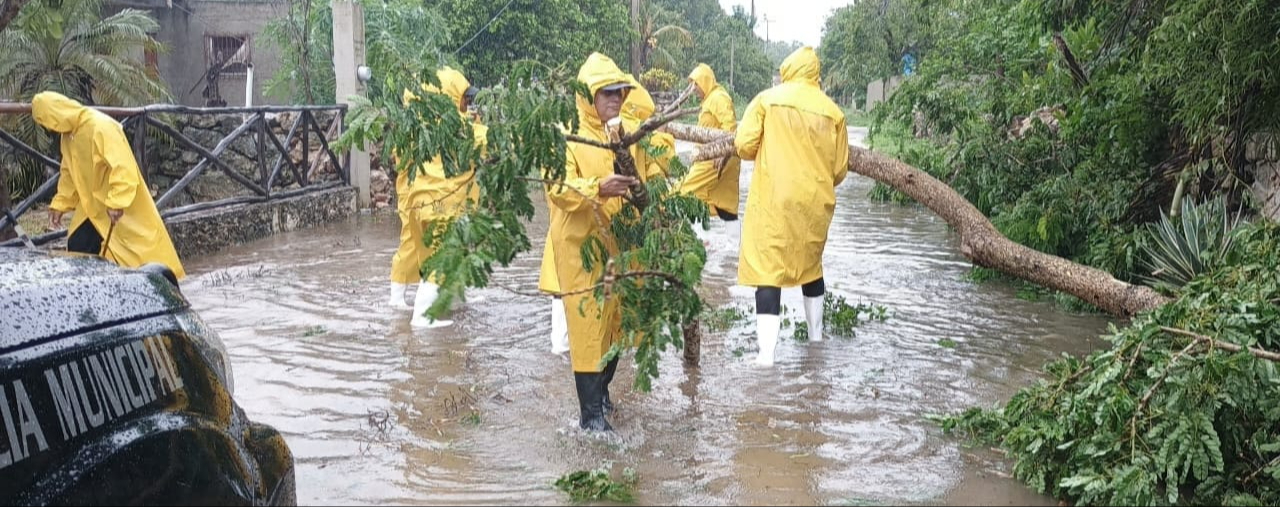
[0,247,295,505]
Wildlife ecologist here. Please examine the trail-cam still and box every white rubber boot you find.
[755,314,781,367]
[388,283,411,310]
[804,296,824,342]
[550,298,570,355]
[693,222,710,244]
[410,282,453,328]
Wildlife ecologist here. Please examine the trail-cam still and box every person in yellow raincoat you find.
[537,76,673,358]
[543,52,671,432]
[734,47,849,367]
[35,91,185,280]
[677,64,741,229]
[387,67,487,328]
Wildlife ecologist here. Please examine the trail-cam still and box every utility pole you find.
[730,39,735,90]
[762,14,772,42]
[630,0,642,75]
[332,0,371,207]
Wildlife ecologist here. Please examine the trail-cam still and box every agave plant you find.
[1138,196,1245,293]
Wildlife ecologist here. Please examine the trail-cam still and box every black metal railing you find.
[0,103,349,247]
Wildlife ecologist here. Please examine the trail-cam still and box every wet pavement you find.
[181,128,1108,505]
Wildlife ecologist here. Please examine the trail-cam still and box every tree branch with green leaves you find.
[338,62,710,390]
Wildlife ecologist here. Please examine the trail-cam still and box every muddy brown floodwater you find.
[181,128,1110,506]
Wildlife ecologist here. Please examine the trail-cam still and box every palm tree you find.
[0,0,169,200]
[637,3,692,72]
[0,0,169,105]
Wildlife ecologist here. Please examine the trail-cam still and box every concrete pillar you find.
[332,0,371,208]
[866,79,885,111]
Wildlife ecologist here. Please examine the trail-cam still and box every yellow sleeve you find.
[833,116,850,186]
[49,165,79,212]
[734,95,765,161]
[472,122,489,157]
[711,93,737,131]
[96,128,139,211]
[546,148,602,213]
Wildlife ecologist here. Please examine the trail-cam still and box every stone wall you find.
[1247,134,1279,221]
[165,185,356,259]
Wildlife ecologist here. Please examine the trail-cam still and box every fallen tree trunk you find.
[677,128,1172,318]
[660,122,734,144]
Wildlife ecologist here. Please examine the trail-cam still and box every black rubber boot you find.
[601,357,620,414]
[574,372,612,432]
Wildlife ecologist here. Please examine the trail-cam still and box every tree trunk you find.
[0,0,33,34]
[661,122,732,144]
[677,128,1172,318]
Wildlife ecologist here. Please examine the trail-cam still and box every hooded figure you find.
[542,52,669,432]
[677,64,741,224]
[388,67,487,327]
[734,47,849,366]
[537,71,672,358]
[35,92,185,279]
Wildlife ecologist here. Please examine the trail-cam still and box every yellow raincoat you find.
[678,64,741,217]
[536,71,672,295]
[735,47,849,288]
[390,67,487,284]
[35,92,185,279]
[543,53,670,372]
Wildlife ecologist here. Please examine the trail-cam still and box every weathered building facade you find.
[106,0,286,107]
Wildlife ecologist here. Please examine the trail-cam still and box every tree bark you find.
[677,128,1172,318]
[661,122,733,144]
[0,0,33,34]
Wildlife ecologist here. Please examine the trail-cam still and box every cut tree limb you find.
[661,122,733,144]
[675,126,1172,318]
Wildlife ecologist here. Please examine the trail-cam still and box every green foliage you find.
[0,0,169,200]
[554,467,637,503]
[639,68,678,93]
[0,0,169,105]
[857,0,1279,286]
[1139,197,1246,294]
[429,0,629,88]
[791,294,891,342]
[265,0,452,104]
[818,0,941,102]
[701,303,750,332]
[939,222,1280,505]
[648,0,775,98]
[340,57,708,392]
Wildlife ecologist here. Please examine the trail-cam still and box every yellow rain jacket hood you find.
[678,63,741,216]
[36,92,185,279]
[390,67,488,284]
[733,47,849,287]
[538,52,671,372]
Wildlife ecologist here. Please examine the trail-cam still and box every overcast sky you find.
[718,0,848,47]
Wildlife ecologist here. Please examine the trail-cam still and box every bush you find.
[939,221,1280,506]
[639,68,679,92]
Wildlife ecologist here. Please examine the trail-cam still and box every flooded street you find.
[181,128,1110,505]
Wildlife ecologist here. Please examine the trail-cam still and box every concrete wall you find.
[865,75,907,111]
[107,0,287,107]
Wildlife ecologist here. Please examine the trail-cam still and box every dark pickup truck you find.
[0,247,295,505]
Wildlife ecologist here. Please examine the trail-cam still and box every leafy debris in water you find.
[554,467,636,503]
[794,294,891,341]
